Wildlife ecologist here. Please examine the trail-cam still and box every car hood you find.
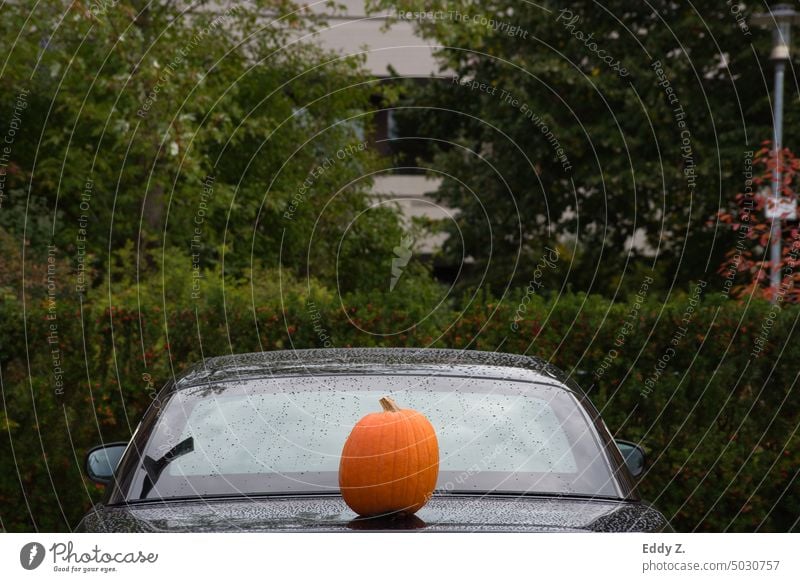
[78,494,668,532]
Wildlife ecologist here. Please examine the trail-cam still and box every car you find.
[77,348,669,532]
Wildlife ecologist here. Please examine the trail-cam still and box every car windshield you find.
[127,374,620,501]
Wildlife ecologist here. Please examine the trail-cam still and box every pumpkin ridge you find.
[365,425,380,514]
[409,411,424,511]
[392,413,410,508]
[400,412,414,511]
[383,415,396,512]
[377,411,392,513]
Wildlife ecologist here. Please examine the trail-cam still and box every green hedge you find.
[1,280,798,532]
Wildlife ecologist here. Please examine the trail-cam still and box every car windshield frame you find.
[111,371,627,504]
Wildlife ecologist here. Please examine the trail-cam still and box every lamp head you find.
[752,3,800,60]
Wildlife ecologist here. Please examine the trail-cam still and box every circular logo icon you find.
[20,542,45,570]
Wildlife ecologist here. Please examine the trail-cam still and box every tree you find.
[370,0,785,296]
[0,0,414,294]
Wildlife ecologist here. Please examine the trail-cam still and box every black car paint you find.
[78,348,669,532]
[77,495,668,532]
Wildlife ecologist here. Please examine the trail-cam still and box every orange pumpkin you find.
[339,397,439,517]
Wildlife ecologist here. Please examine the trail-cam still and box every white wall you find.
[306,1,440,77]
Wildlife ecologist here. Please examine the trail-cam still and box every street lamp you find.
[752,4,800,302]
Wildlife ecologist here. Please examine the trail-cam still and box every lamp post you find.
[753,4,800,302]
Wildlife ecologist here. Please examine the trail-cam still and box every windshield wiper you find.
[139,437,194,499]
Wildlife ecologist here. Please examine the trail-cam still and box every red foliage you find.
[717,143,800,302]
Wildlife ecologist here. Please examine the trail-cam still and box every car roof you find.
[173,348,582,394]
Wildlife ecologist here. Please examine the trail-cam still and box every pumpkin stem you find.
[379,397,401,412]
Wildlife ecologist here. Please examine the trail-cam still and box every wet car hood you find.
[77,494,668,532]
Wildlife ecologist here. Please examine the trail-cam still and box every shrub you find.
[1,279,797,532]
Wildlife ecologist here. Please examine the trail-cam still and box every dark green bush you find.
[1,278,797,532]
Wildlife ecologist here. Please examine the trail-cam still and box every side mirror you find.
[85,442,128,485]
[615,439,646,478]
